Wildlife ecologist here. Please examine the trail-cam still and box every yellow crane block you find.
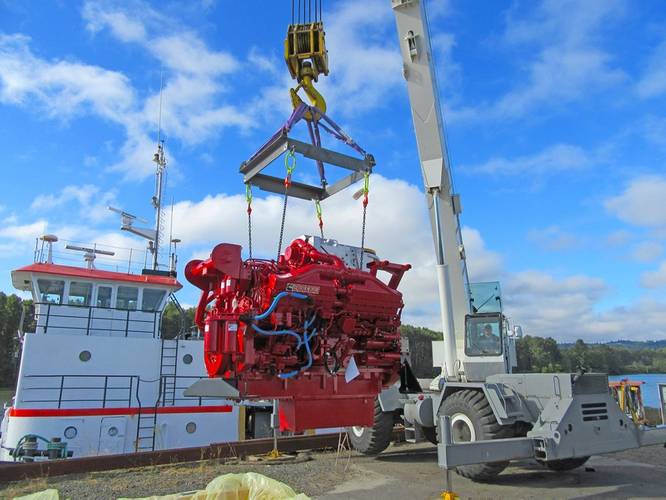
[285,22,328,80]
[285,22,329,119]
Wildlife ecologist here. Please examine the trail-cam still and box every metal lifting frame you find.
[240,103,376,201]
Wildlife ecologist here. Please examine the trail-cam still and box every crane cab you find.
[461,282,519,381]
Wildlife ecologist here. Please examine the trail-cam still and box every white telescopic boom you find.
[391,0,471,379]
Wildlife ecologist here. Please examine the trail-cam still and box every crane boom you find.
[391,0,470,380]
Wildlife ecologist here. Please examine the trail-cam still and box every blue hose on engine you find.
[246,291,317,379]
[254,291,309,321]
[250,291,310,346]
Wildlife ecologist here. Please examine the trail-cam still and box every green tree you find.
[399,325,441,378]
[516,336,563,373]
[160,302,196,339]
[0,293,26,387]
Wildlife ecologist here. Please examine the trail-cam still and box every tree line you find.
[400,324,666,377]
[1,293,664,388]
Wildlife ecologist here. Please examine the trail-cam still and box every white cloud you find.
[0,34,135,123]
[464,144,593,176]
[605,175,666,227]
[0,220,48,241]
[636,40,666,98]
[450,0,626,122]
[30,184,116,224]
[606,229,632,247]
[641,261,666,289]
[84,1,252,156]
[504,270,606,338]
[462,227,503,281]
[630,241,663,263]
[248,47,280,76]
[317,0,403,116]
[165,172,666,341]
[0,3,254,183]
[168,175,500,328]
[82,3,147,43]
[527,225,580,251]
[150,33,238,77]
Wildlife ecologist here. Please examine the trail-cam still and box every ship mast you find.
[109,73,170,272]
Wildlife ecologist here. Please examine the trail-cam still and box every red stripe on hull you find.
[8,405,233,417]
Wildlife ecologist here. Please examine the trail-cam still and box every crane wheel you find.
[420,424,438,445]
[543,456,590,471]
[347,398,394,455]
[439,389,513,481]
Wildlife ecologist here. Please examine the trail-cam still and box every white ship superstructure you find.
[0,245,243,461]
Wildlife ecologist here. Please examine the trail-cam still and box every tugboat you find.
[0,142,269,462]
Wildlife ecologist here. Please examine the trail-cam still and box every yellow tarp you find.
[123,472,310,500]
[14,489,60,500]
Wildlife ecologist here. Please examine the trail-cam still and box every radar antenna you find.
[65,244,115,270]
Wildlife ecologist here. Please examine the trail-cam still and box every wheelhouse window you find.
[96,286,112,308]
[68,282,92,306]
[465,314,503,356]
[116,286,138,310]
[37,279,65,304]
[142,289,166,312]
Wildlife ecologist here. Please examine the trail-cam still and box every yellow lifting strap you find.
[285,5,329,121]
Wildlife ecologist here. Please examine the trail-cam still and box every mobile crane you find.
[185,0,666,484]
[345,0,666,482]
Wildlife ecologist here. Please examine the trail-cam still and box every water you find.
[609,374,666,409]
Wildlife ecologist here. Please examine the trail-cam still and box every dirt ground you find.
[1,442,665,499]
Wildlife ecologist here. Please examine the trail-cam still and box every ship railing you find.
[20,374,136,409]
[18,375,227,410]
[34,302,161,338]
[34,238,162,276]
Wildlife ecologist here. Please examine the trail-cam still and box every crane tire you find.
[347,398,394,455]
[544,456,590,471]
[439,389,513,481]
[420,424,438,445]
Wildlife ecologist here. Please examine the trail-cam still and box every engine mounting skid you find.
[185,238,411,431]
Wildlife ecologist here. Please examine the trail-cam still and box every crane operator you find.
[475,323,501,354]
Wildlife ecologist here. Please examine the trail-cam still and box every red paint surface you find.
[8,405,232,417]
[13,263,182,289]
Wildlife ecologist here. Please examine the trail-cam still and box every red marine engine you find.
[185,238,411,431]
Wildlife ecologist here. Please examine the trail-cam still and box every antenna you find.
[65,244,115,270]
[40,234,58,264]
[151,72,167,271]
[108,206,156,241]
[168,196,178,274]
[106,73,170,273]
[157,68,164,145]
[108,206,149,224]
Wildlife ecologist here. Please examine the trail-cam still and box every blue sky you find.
[1,0,666,341]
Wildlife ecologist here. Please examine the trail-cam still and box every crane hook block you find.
[285,22,329,82]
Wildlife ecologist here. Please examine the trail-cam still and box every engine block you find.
[185,238,411,431]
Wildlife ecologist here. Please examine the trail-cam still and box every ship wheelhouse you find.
[12,263,181,339]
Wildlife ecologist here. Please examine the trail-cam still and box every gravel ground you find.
[0,451,361,499]
[1,442,665,499]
